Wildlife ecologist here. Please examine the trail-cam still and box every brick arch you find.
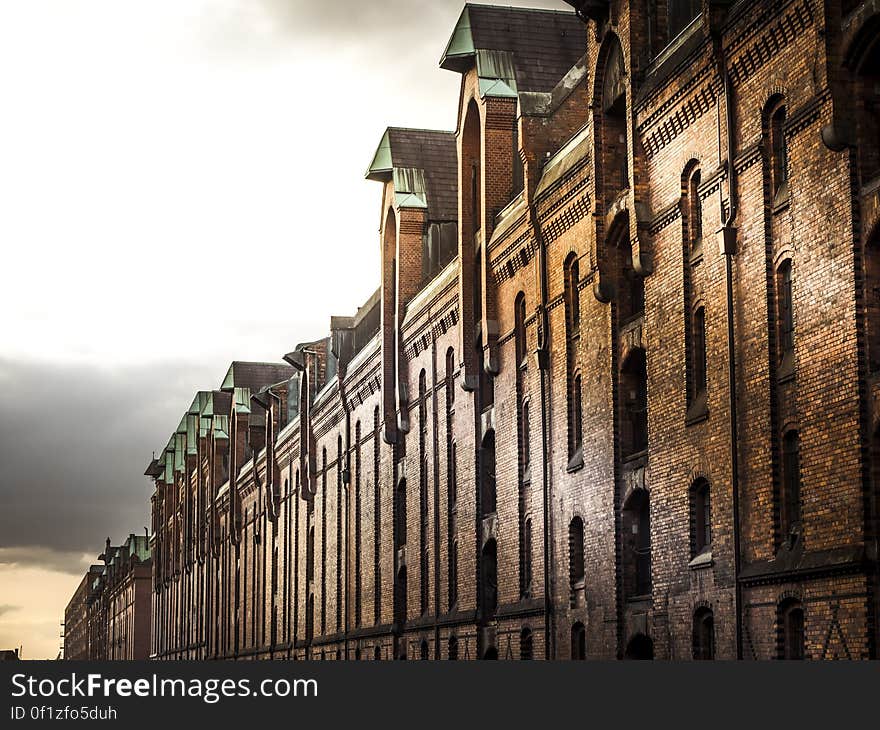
[773,246,795,268]
[776,588,804,606]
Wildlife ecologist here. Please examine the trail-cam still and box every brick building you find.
[146,0,879,660]
[64,535,152,660]
[63,565,103,660]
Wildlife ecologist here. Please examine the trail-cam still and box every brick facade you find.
[146,1,879,660]
[64,535,152,660]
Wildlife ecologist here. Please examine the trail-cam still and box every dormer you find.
[441,4,586,388]
[367,127,457,443]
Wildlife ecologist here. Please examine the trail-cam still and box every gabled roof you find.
[440,4,585,95]
[220,361,295,393]
[366,127,458,221]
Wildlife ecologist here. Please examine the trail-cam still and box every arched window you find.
[693,608,715,660]
[521,399,531,474]
[687,167,703,258]
[571,622,586,660]
[374,644,382,661]
[448,635,458,661]
[768,99,788,199]
[597,38,628,194]
[781,430,802,544]
[845,19,880,184]
[520,628,533,660]
[419,640,429,660]
[624,633,654,660]
[306,525,315,583]
[778,599,805,660]
[568,516,585,606]
[564,255,580,334]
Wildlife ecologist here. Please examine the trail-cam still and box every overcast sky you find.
[0,0,569,659]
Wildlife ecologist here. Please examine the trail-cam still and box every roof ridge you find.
[464,2,577,16]
[387,126,456,135]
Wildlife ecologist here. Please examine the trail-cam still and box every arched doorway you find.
[624,633,654,660]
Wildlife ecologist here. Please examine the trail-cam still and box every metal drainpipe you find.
[719,53,744,660]
[529,201,554,660]
[338,372,351,660]
[430,338,442,658]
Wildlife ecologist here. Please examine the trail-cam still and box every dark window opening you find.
[624,633,654,660]
[571,622,586,660]
[781,430,802,544]
[481,539,498,621]
[692,307,707,403]
[621,349,648,457]
[569,516,585,607]
[480,431,496,516]
[521,518,533,599]
[448,635,458,660]
[691,479,711,556]
[769,101,788,199]
[394,567,407,629]
[623,490,651,598]
[419,640,429,660]
[779,600,805,660]
[777,260,794,367]
[693,608,715,660]
[395,479,407,549]
[520,628,533,660]
[668,0,701,41]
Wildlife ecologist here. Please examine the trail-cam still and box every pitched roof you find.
[366,127,458,221]
[220,361,295,393]
[440,4,586,94]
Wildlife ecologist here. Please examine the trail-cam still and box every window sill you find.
[686,394,709,426]
[772,181,790,214]
[688,549,713,570]
[778,350,795,383]
[566,448,584,473]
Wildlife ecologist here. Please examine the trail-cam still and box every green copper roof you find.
[189,391,210,415]
[174,433,186,473]
[234,387,251,414]
[186,413,198,454]
[213,415,229,440]
[366,128,393,179]
[440,5,475,66]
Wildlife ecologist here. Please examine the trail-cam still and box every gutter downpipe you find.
[717,41,744,660]
[529,197,554,660]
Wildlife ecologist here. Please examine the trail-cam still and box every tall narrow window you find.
[481,539,497,620]
[781,430,802,543]
[521,518,533,599]
[769,102,788,198]
[693,608,715,660]
[621,349,649,457]
[480,431,496,516]
[777,260,794,368]
[779,600,805,660]
[624,490,651,598]
[571,622,586,660]
[690,479,711,556]
[520,628,533,660]
[568,516,585,607]
[395,479,407,549]
[515,293,528,368]
[448,635,458,660]
[692,307,707,403]
[564,254,582,465]
[521,399,531,473]
[688,168,703,257]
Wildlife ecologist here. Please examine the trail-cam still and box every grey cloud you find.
[195,0,567,62]
[0,357,219,561]
[0,605,19,617]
